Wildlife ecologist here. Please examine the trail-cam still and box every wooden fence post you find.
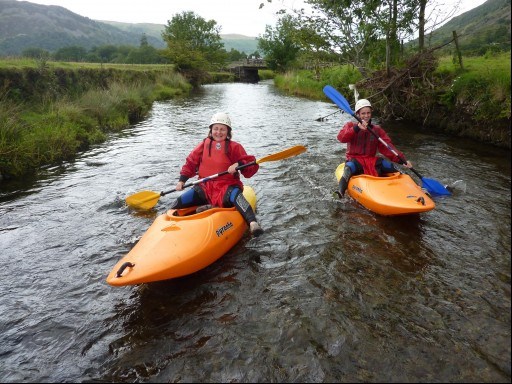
[452,31,464,69]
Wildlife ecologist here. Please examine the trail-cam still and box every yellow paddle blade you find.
[256,145,307,164]
[125,190,161,210]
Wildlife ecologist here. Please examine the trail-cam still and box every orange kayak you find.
[107,186,257,286]
[335,163,435,216]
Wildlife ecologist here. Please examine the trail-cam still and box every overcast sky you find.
[23,0,488,37]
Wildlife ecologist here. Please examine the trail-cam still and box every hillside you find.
[0,0,260,56]
[0,0,164,54]
[419,0,511,53]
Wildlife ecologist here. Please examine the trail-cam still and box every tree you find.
[288,0,418,74]
[258,14,301,72]
[226,48,246,62]
[293,0,382,75]
[161,11,227,71]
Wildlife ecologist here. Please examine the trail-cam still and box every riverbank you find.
[0,61,192,181]
[272,52,511,149]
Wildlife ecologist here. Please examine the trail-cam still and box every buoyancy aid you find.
[338,122,405,176]
[198,139,239,182]
[197,139,244,206]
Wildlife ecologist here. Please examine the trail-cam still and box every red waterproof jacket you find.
[179,138,259,206]
[337,121,406,176]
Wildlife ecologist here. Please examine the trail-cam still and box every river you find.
[0,81,510,382]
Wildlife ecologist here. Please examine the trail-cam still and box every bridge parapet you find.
[228,59,268,83]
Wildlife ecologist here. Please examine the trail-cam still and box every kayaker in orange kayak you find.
[170,112,264,237]
[336,99,413,198]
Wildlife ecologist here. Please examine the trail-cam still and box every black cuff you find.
[179,175,189,183]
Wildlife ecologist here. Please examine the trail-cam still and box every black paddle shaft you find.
[160,161,257,197]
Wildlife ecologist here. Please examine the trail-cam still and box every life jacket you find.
[198,138,238,182]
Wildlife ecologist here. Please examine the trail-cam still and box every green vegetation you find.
[0,58,174,71]
[436,52,511,120]
[274,66,362,99]
[162,11,227,72]
[0,61,191,179]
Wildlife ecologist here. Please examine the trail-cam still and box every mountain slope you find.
[0,0,259,56]
[99,22,259,54]
[0,0,164,54]
[422,0,511,52]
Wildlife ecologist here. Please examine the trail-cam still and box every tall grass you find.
[274,66,362,100]
[0,67,190,179]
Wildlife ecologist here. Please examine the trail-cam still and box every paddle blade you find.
[323,85,355,115]
[125,190,161,210]
[421,177,452,196]
[256,145,307,164]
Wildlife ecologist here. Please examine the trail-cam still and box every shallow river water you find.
[0,81,510,382]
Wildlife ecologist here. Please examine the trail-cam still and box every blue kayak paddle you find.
[323,85,451,196]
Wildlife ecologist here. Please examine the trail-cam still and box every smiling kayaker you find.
[170,112,264,237]
[337,99,413,198]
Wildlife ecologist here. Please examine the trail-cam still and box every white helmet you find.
[355,99,372,113]
[209,112,231,128]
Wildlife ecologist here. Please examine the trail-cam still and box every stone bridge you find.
[228,59,268,83]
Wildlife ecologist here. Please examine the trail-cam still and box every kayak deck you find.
[107,186,256,286]
[335,163,435,216]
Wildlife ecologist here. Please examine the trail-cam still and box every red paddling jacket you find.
[179,138,259,206]
[337,122,406,176]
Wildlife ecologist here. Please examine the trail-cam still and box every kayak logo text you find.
[351,185,363,194]
[216,221,234,237]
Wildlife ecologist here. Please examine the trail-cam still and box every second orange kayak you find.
[335,163,435,216]
[106,186,257,287]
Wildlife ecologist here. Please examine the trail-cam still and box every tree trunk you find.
[418,0,427,52]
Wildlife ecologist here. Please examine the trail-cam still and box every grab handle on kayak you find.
[116,262,135,278]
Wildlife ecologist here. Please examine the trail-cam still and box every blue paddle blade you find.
[323,85,355,115]
[422,177,451,196]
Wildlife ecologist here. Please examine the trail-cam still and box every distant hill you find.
[98,20,167,48]
[0,0,260,56]
[101,21,260,54]
[413,0,511,53]
[0,0,165,54]
[217,34,260,54]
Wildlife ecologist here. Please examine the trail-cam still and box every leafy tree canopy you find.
[162,11,227,71]
[258,14,302,72]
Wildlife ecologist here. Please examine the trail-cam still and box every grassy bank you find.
[0,60,191,180]
[436,52,511,121]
